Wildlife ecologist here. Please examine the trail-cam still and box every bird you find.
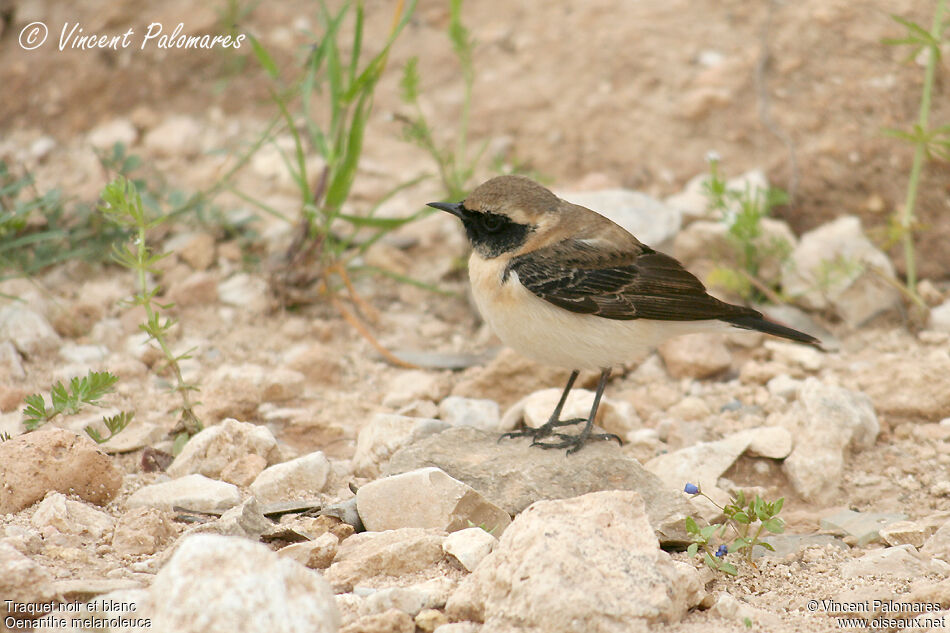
[428,175,821,455]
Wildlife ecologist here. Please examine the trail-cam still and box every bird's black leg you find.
[499,368,623,454]
[531,368,623,454]
[499,370,584,442]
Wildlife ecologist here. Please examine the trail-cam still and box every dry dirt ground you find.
[2,0,950,632]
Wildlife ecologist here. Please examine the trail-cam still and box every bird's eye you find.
[481,214,505,233]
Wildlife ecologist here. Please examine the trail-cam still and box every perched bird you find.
[428,175,821,454]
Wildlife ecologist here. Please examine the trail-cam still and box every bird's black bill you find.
[427,201,465,218]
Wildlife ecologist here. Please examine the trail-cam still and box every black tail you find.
[722,314,823,350]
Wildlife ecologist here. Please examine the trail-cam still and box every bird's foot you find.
[499,418,622,455]
[498,417,586,443]
[530,431,623,455]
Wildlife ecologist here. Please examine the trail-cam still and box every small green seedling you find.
[683,483,785,576]
[22,370,134,444]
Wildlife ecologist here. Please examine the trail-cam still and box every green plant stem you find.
[901,0,945,294]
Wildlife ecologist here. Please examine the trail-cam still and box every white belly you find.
[468,253,725,370]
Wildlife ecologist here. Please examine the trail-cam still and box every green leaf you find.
[756,541,776,552]
[172,431,190,456]
[700,525,718,540]
[687,543,698,558]
[720,561,738,576]
[703,551,717,570]
[772,497,784,515]
[401,57,420,103]
[764,517,785,534]
[335,212,414,229]
[248,35,280,80]
[685,516,699,535]
[733,511,751,524]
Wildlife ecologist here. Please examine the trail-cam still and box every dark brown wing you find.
[507,238,758,322]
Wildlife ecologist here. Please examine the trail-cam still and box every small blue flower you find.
[715,544,728,558]
[684,483,699,495]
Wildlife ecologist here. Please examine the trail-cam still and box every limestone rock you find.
[0,305,60,355]
[451,348,583,409]
[31,492,114,540]
[858,352,950,421]
[356,467,511,534]
[0,541,56,614]
[772,378,879,503]
[326,528,446,593]
[781,215,900,327]
[112,507,177,557]
[443,527,497,572]
[166,418,281,479]
[0,428,122,513]
[438,396,501,431]
[127,474,241,513]
[278,532,339,569]
[249,451,330,504]
[658,333,732,379]
[352,413,450,477]
[135,534,339,632]
[384,426,695,545]
[445,491,704,632]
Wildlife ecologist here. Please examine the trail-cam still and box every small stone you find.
[744,426,793,459]
[382,370,449,408]
[325,528,446,593]
[356,467,511,534]
[929,300,950,333]
[143,115,203,157]
[285,342,343,385]
[781,215,900,327]
[710,593,781,628]
[384,426,695,546]
[220,454,268,487]
[87,118,137,149]
[922,520,950,563]
[100,421,165,454]
[31,492,115,540]
[840,544,929,579]
[438,396,500,431]
[58,343,109,364]
[218,273,271,314]
[858,353,950,421]
[658,333,732,379]
[136,534,340,632]
[352,413,450,477]
[112,507,177,556]
[127,474,241,513]
[451,348,581,410]
[0,541,56,612]
[820,509,908,547]
[445,491,703,631]
[764,340,824,371]
[646,431,753,495]
[879,520,928,548]
[774,378,880,503]
[205,497,274,539]
[341,609,414,633]
[0,305,61,355]
[167,418,281,479]
[278,532,339,569]
[203,366,306,420]
[433,624,479,633]
[0,341,25,381]
[766,374,802,399]
[169,232,216,271]
[362,579,454,617]
[167,270,219,307]
[517,388,638,437]
[443,527,497,572]
[249,451,330,504]
[559,189,682,248]
[667,396,712,421]
[415,608,449,633]
[0,428,122,513]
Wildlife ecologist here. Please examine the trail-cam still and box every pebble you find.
[143,115,204,157]
[840,544,931,579]
[361,579,454,617]
[438,396,501,431]
[513,387,638,437]
[249,451,331,504]
[220,453,269,487]
[86,118,137,149]
[126,474,241,513]
[278,532,339,569]
[111,507,177,556]
[443,527,497,572]
[658,333,732,379]
[203,365,306,420]
[340,609,414,633]
[167,418,281,479]
[31,492,115,540]
[203,497,274,539]
[781,215,900,327]
[385,426,695,545]
[0,428,122,513]
[0,541,56,610]
[879,520,929,548]
[167,270,219,307]
[135,534,339,632]
[325,528,447,593]
[0,341,25,381]
[0,305,61,355]
[858,353,950,421]
[352,413,450,477]
[217,273,271,314]
[766,373,802,399]
[772,378,879,503]
[820,509,908,547]
[929,300,950,333]
[356,467,511,534]
[382,370,449,408]
[445,491,704,632]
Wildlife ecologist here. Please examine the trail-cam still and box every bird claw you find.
[498,418,586,443]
